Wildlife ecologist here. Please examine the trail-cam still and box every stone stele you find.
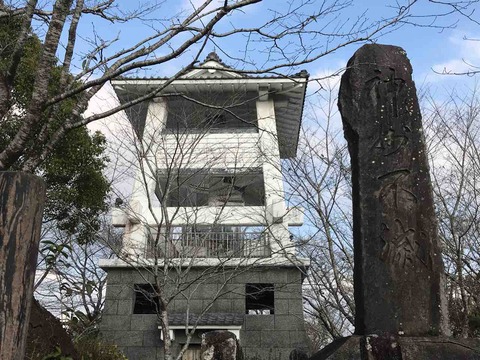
[309,44,480,359]
[201,330,242,360]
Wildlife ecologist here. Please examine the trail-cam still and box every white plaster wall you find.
[257,99,293,256]
[123,99,168,255]
[117,97,300,258]
[155,131,261,170]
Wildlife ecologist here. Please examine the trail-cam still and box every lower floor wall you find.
[100,265,309,359]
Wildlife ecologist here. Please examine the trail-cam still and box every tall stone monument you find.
[310,44,480,359]
[340,44,449,336]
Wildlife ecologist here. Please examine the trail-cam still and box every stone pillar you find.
[309,43,480,360]
[338,44,450,336]
[201,330,242,360]
[0,172,45,360]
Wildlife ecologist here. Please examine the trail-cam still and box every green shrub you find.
[75,337,127,360]
[41,347,73,360]
[468,313,480,337]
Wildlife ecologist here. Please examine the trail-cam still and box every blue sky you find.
[83,0,480,243]
[75,0,480,93]
[86,0,480,144]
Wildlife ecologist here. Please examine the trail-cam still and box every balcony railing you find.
[146,226,270,259]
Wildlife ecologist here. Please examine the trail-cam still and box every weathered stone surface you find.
[26,298,79,359]
[309,335,480,359]
[310,336,362,360]
[338,44,449,336]
[101,267,308,359]
[201,330,242,360]
[290,348,309,360]
[0,172,45,360]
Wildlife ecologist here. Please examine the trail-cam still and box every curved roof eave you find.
[111,76,308,158]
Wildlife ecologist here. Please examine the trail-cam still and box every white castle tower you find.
[100,53,310,360]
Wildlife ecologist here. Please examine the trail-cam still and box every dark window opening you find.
[206,112,227,128]
[133,284,160,314]
[165,92,258,132]
[246,283,274,315]
[157,171,265,207]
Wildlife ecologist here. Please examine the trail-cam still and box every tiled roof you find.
[167,312,244,326]
[111,68,308,158]
[199,51,231,68]
[114,70,309,81]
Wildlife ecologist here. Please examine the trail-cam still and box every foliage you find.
[42,347,73,360]
[35,221,121,337]
[468,313,480,337]
[74,336,127,360]
[41,128,109,243]
[28,336,127,360]
[0,17,110,242]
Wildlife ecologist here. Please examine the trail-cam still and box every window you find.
[245,283,274,315]
[157,171,265,207]
[133,284,160,314]
[165,92,258,132]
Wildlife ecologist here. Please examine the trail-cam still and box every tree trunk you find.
[0,172,45,360]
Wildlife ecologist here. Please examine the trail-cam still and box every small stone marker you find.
[290,348,309,360]
[201,330,241,360]
[338,44,449,336]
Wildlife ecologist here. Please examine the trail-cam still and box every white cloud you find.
[179,0,223,18]
[307,60,346,95]
[431,32,480,76]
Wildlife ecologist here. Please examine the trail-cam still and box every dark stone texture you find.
[312,42,480,360]
[130,314,159,331]
[201,330,242,360]
[26,298,79,359]
[104,330,143,347]
[290,348,309,360]
[143,330,162,347]
[310,337,361,360]
[0,172,45,360]
[101,267,308,359]
[338,44,449,336]
[309,335,480,359]
[123,346,157,360]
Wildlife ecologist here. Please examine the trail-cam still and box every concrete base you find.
[310,335,480,360]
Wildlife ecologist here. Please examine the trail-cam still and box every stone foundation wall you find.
[100,266,309,360]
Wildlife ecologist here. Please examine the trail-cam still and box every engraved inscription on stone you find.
[366,67,405,119]
[339,44,450,335]
[380,220,432,270]
[367,67,412,156]
[377,169,417,210]
[380,219,416,268]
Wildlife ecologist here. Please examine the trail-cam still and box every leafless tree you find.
[423,85,480,338]
[0,0,477,173]
[102,88,302,359]
[287,82,480,350]
[2,1,480,357]
[284,83,354,350]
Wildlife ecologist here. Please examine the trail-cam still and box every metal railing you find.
[146,226,270,259]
